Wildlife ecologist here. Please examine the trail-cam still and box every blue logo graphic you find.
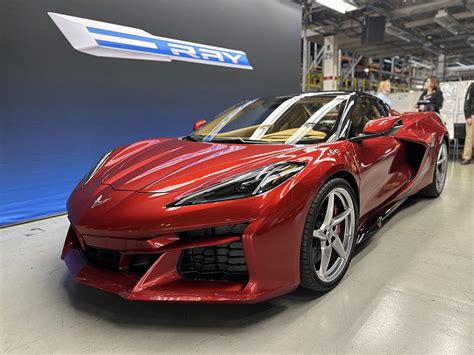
[87,27,252,70]
[48,13,253,70]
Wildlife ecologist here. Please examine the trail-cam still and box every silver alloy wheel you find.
[312,187,356,282]
[435,143,448,193]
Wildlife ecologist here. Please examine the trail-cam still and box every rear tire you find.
[419,141,448,198]
[300,178,358,292]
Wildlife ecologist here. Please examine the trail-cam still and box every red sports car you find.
[63,91,448,303]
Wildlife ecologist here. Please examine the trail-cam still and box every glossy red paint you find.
[363,116,401,135]
[63,109,448,303]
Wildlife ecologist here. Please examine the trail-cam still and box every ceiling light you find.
[408,59,434,69]
[316,0,358,14]
[433,9,463,35]
[467,36,474,48]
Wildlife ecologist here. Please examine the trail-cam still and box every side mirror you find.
[363,116,402,135]
[193,119,207,131]
[350,116,402,143]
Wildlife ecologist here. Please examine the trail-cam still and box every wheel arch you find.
[443,134,449,152]
[314,169,360,211]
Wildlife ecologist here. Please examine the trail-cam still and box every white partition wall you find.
[440,80,473,138]
[390,92,422,114]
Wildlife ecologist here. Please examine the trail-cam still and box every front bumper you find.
[64,176,313,303]
[62,221,300,303]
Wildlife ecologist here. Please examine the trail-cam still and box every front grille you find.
[178,240,249,282]
[81,246,160,276]
[176,223,248,239]
[81,246,123,270]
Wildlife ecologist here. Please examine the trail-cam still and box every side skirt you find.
[356,197,408,244]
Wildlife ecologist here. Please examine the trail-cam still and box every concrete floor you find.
[1,162,473,354]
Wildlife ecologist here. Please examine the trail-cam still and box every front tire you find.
[419,141,448,198]
[300,178,358,292]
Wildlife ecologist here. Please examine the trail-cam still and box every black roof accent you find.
[251,91,380,103]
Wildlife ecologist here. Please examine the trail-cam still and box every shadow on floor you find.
[62,271,329,329]
[62,275,282,329]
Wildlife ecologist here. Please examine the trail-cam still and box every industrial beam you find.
[389,0,465,18]
[404,11,474,28]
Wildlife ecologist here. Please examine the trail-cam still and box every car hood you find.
[101,138,302,193]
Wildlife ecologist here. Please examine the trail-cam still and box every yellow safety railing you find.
[305,73,411,93]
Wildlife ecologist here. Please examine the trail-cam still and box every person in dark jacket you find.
[462,82,474,165]
[416,76,444,113]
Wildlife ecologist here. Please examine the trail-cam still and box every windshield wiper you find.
[294,137,324,144]
[184,135,202,142]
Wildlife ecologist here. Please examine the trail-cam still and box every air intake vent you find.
[179,240,249,282]
[81,246,160,275]
[81,246,123,270]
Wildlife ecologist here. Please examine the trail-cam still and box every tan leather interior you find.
[260,128,326,141]
[215,125,260,137]
[214,126,327,141]
[209,102,337,141]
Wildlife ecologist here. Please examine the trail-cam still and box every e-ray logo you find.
[48,12,253,70]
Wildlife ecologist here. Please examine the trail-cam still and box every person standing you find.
[416,76,444,113]
[461,82,474,165]
[376,80,393,107]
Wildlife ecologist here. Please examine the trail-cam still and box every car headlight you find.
[83,151,112,185]
[170,162,306,206]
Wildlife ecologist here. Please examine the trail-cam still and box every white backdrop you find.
[390,92,421,113]
[440,80,473,138]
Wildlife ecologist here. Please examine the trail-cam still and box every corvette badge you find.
[91,195,111,209]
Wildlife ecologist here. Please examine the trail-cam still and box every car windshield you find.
[188,94,350,144]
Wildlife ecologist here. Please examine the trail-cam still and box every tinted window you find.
[376,100,389,116]
[349,97,386,137]
[365,98,383,120]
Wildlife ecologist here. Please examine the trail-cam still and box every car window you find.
[349,98,369,137]
[263,97,345,139]
[191,94,348,144]
[376,100,388,116]
[349,97,384,137]
[365,98,383,120]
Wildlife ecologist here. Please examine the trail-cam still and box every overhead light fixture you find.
[316,0,358,14]
[467,36,474,48]
[408,58,434,69]
[422,42,444,56]
[385,22,421,43]
[433,9,463,35]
